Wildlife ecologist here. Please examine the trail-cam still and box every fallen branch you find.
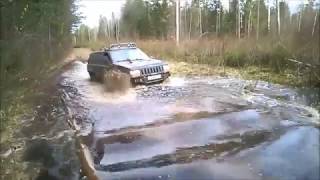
[287,58,311,67]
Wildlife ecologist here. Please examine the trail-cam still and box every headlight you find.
[130,70,141,78]
[163,64,170,72]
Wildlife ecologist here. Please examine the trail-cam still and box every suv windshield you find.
[109,48,150,62]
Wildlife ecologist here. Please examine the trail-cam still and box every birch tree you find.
[176,0,180,45]
[199,0,202,35]
[244,0,253,37]
[216,1,221,36]
[268,0,271,32]
[277,0,281,36]
[312,9,318,36]
[256,0,260,40]
[237,0,241,39]
[189,5,193,40]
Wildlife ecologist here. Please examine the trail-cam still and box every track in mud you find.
[61,61,320,180]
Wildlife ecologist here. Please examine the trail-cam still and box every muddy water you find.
[61,61,320,180]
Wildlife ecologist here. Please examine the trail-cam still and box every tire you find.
[89,72,96,81]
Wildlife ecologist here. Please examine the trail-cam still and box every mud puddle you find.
[60,61,319,180]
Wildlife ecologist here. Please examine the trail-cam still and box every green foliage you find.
[1,0,81,128]
[74,0,319,87]
[120,0,172,38]
[268,44,290,73]
[224,51,247,67]
[121,0,151,37]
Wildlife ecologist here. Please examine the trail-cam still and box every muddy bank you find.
[0,60,81,180]
[0,90,80,180]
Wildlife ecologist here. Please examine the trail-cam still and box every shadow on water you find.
[94,131,144,164]
[100,109,249,135]
[92,109,258,165]
[96,129,282,172]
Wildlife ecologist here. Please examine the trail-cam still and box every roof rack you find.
[109,42,137,49]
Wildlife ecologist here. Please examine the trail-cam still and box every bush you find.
[269,44,290,73]
[224,51,247,67]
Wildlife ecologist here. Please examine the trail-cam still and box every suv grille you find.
[140,66,163,75]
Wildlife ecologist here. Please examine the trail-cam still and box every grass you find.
[74,37,319,87]
[0,52,75,150]
[77,35,320,87]
[134,39,319,87]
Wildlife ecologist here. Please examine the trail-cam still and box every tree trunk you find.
[176,0,180,45]
[256,0,260,40]
[107,21,111,40]
[184,4,187,39]
[248,6,251,37]
[216,9,219,36]
[189,6,192,40]
[199,0,202,36]
[277,0,281,36]
[112,13,117,41]
[298,10,302,32]
[267,0,271,33]
[117,19,120,42]
[240,11,243,30]
[312,10,318,37]
[218,7,221,36]
[48,23,52,59]
[88,28,91,42]
[237,0,241,39]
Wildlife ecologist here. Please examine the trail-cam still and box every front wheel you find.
[88,72,96,81]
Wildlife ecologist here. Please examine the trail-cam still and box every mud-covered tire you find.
[103,70,131,92]
[89,72,96,81]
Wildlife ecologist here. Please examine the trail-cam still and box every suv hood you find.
[113,59,164,70]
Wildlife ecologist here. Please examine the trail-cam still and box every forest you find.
[0,1,319,179]
[74,0,320,87]
[1,0,80,132]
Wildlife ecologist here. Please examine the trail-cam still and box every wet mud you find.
[0,87,80,180]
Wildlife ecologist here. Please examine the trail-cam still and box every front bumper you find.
[131,72,170,84]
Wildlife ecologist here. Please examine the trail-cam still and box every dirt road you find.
[60,61,319,180]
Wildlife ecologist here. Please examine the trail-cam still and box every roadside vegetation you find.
[0,0,80,160]
[137,38,319,87]
[74,0,320,87]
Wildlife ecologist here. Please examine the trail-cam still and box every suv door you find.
[88,52,112,80]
